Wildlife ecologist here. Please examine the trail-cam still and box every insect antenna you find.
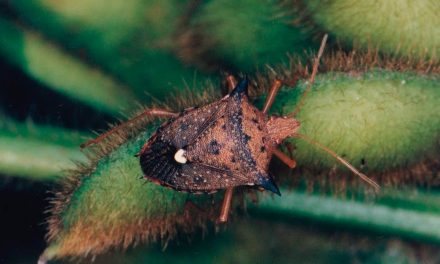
[284,34,379,192]
[296,134,380,193]
[289,34,328,118]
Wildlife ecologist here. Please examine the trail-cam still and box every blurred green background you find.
[0,0,439,263]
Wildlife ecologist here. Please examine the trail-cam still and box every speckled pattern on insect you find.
[138,79,299,196]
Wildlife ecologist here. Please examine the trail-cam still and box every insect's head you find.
[266,116,300,145]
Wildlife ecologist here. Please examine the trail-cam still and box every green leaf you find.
[304,0,440,61]
[270,70,440,173]
[7,0,216,101]
[0,16,138,117]
[0,117,88,181]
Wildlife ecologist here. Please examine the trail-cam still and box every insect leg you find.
[289,34,328,117]
[262,79,283,114]
[218,187,234,223]
[81,108,178,148]
[272,148,296,169]
[226,75,237,92]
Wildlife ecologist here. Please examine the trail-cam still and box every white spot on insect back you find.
[174,149,187,164]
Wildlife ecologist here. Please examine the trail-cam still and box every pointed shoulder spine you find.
[258,174,281,196]
[230,78,249,98]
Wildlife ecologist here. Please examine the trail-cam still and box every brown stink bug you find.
[82,35,379,223]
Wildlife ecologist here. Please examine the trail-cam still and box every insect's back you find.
[139,80,280,194]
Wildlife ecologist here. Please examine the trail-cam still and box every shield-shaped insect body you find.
[138,79,300,195]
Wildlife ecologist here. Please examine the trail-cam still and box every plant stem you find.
[249,189,440,244]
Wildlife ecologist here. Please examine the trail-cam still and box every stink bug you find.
[82,35,379,223]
